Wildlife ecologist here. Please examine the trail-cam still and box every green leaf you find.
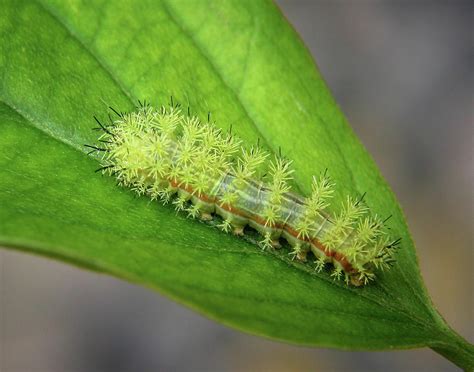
[0,0,472,368]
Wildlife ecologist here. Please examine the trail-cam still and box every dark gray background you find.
[1,1,472,371]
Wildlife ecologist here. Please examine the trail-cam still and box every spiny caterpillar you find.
[87,101,400,286]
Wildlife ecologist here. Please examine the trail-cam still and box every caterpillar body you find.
[88,102,399,286]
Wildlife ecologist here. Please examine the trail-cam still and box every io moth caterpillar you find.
[87,100,400,286]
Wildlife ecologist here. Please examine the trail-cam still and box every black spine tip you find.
[109,106,122,118]
[95,165,114,173]
[84,144,108,152]
[94,116,113,136]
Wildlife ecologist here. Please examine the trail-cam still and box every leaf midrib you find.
[158,1,436,327]
[160,0,434,323]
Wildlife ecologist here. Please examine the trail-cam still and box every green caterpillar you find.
[87,101,399,286]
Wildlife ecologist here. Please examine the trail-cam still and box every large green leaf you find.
[0,0,472,368]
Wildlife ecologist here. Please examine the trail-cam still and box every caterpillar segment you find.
[90,102,399,286]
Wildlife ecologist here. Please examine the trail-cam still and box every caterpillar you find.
[87,100,399,286]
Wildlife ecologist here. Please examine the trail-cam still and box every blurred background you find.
[1,1,472,371]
